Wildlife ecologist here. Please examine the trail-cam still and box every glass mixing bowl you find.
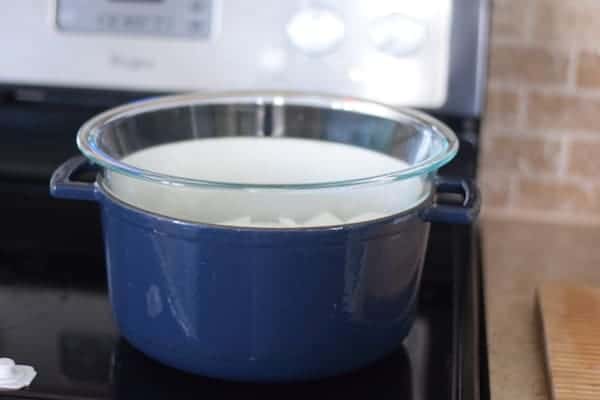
[75,92,459,227]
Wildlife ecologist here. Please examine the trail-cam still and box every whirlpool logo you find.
[109,53,155,71]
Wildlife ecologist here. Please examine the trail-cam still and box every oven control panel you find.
[56,0,213,38]
[0,0,454,109]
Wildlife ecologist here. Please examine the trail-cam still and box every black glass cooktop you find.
[0,224,487,400]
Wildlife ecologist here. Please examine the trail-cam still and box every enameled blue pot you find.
[49,92,480,381]
[51,156,478,381]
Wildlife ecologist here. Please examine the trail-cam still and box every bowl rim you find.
[77,91,459,191]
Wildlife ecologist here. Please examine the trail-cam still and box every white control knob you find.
[286,8,345,55]
[370,14,428,57]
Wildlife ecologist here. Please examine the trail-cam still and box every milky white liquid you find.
[105,137,429,227]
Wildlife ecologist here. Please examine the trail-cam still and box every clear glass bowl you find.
[76,92,459,227]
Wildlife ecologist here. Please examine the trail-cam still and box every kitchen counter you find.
[483,218,600,400]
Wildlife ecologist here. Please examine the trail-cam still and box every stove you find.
[0,0,490,398]
[0,222,486,400]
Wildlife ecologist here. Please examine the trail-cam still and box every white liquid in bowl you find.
[104,137,429,227]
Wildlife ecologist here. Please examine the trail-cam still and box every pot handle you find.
[50,156,99,201]
[420,177,481,224]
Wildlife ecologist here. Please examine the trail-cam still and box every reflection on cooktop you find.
[112,339,413,400]
[60,331,113,385]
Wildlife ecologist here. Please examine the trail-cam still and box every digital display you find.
[56,0,211,38]
[96,14,175,33]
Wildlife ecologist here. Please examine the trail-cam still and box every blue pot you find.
[51,156,478,381]
[49,92,480,381]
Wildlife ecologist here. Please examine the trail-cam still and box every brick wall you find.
[480,0,600,224]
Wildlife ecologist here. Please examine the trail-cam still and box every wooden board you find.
[538,283,600,400]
